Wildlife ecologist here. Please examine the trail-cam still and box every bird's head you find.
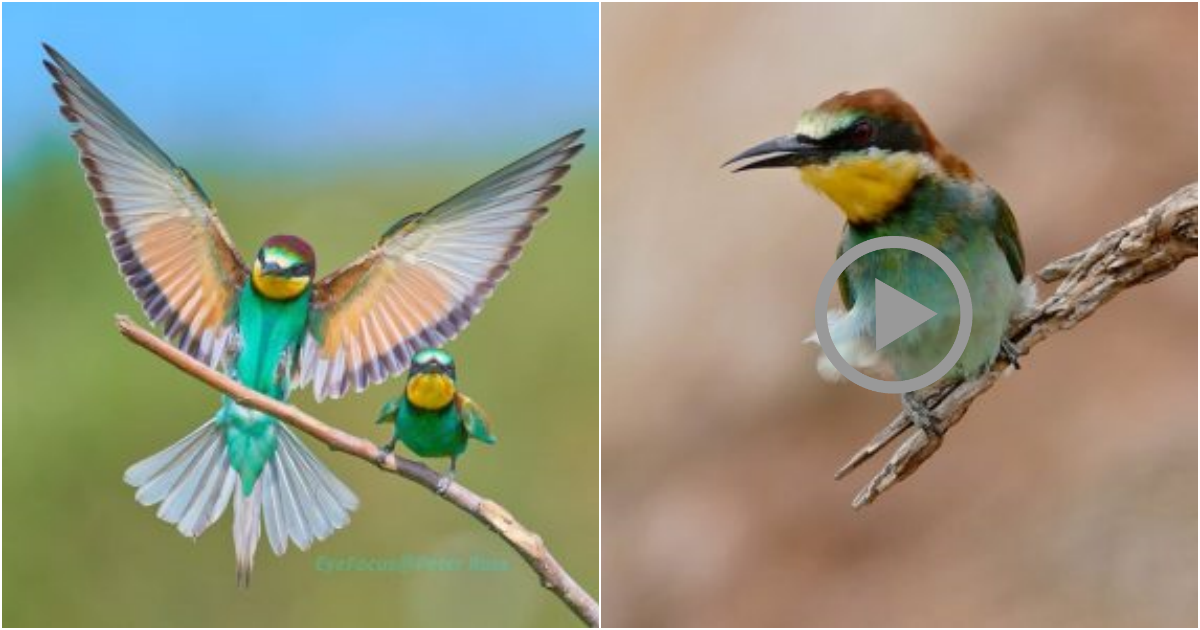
[251,235,316,301]
[406,348,458,410]
[726,89,973,225]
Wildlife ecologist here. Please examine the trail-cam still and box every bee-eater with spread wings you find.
[44,44,583,586]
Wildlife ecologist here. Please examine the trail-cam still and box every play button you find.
[874,279,937,350]
[812,236,973,394]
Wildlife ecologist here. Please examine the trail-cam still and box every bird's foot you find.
[435,472,456,496]
[999,339,1021,369]
[902,393,944,438]
[435,459,458,495]
[374,441,396,466]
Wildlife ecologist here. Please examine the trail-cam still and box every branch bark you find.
[835,183,1198,508]
[116,317,600,627]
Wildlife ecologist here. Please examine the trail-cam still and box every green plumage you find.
[219,285,311,494]
[377,350,496,471]
[377,395,497,458]
[378,397,471,459]
[838,177,1026,380]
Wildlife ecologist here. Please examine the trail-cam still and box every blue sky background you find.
[4,3,599,167]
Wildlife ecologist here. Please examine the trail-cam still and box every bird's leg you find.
[436,457,458,495]
[902,392,944,438]
[374,438,397,465]
[999,338,1022,369]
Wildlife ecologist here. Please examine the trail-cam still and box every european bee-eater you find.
[45,44,582,585]
[376,348,496,488]
[727,89,1030,434]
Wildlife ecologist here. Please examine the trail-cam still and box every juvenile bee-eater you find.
[376,348,496,488]
[45,44,582,585]
[727,89,1031,434]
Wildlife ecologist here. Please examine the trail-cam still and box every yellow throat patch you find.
[251,260,310,300]
[800,152,924,224]
[407,373,457,410]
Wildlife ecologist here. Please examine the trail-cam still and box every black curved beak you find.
[724,134,828,172]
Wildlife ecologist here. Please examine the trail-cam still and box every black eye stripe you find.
[811,116,925,155]
[258,260,312,277]
[823,118,873,148]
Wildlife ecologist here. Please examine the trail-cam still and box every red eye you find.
[850,119,874,144]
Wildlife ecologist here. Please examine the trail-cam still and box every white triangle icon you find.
[874,279,938,351]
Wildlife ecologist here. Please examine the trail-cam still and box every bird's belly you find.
[234,285,310,399]
[857,245,1021,381]
[396,407,465,458]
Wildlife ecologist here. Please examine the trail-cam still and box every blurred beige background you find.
[601,4,1196,626]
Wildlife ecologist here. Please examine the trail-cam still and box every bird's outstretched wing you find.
[296,130,584,401]
[44,44,247,367]
[456,394,496,444]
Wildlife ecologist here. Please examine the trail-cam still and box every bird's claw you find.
[902,393,944,438]
[435,474,454,495]
[374,442,395,466]
[436,459,457,495]
[999,339,1021,369]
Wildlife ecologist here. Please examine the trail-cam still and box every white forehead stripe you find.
[794,110,855,140]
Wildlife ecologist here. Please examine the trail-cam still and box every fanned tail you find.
[125,419,358,588]
[124,418,237,540]
[258,426,359,558]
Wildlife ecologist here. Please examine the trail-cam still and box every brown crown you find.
[262,234,317,270]
[817,88,974,179]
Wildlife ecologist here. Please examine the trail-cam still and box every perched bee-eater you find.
[45,44,582,585]
[376,348,496,487]
[727,89,1030,434]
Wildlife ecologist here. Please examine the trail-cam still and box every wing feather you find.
[990,193,1026,281]
[299,130,584,400]
[44,45,246,367]
[456,394,496,444]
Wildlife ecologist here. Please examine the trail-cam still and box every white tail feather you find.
[233,481,261,588]
[125,419,234,538]
[259,426,359,556]
[124,419,358,587]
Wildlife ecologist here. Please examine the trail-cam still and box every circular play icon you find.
[812,236,973,394]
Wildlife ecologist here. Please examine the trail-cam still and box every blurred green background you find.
[4,4,598,627]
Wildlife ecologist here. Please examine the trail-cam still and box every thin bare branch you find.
[837,183,1198,508]
[116,316,599,627]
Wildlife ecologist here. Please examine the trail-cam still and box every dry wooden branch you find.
[116,317,599,627]
[836,183,1198,509]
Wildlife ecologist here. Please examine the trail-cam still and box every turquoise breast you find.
[839,179,1023,381]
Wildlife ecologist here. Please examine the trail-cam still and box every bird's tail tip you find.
[236,563,252,589]
[232,481,262,588]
